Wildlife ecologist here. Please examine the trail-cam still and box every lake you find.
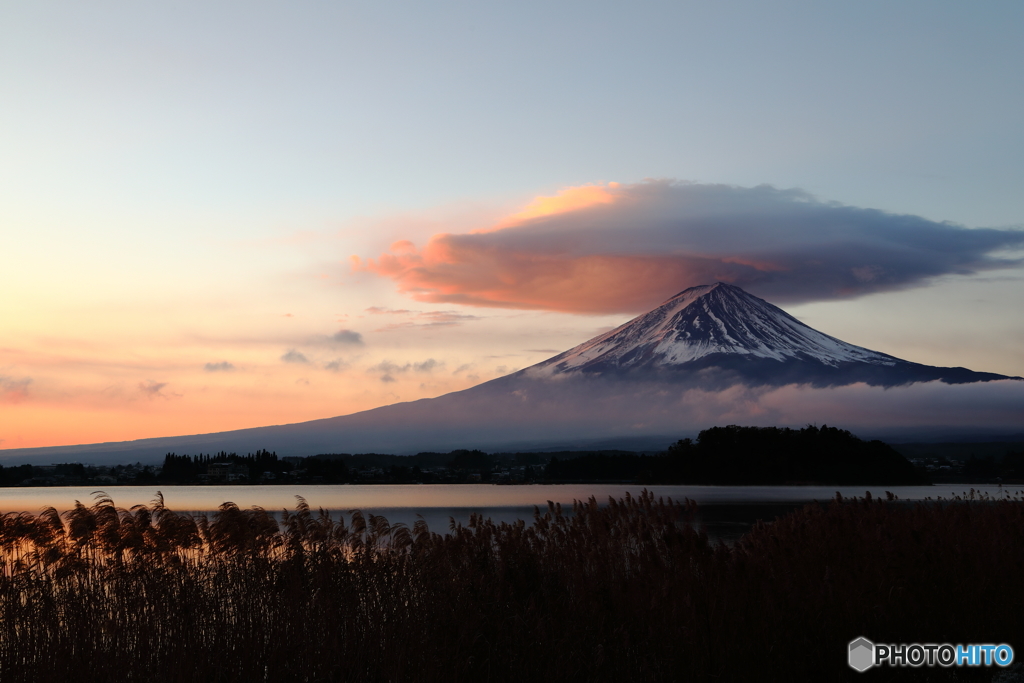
[0,483,1016,541]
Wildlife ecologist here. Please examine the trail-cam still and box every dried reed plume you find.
[0,490,1021,682]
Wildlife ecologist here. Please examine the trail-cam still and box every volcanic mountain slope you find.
[1,283,1020,462]
[521,283,1016,387]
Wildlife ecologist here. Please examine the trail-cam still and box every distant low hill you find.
[546,425,925,486]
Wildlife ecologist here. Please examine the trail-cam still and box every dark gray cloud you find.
[361,180,1024,313]
[281,349,310,364]
[204,361,235,372]
[331,329,364,345]
[413,358,442,372]
[305,329,365,348]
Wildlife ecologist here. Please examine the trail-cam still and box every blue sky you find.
[2,1,1022,448]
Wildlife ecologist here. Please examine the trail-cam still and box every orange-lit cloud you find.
[355,180,1024,314]
[490,183,619,230]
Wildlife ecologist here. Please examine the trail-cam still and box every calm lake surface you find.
[1,483,1017,541]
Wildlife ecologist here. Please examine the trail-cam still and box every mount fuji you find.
[2,283,1020,463]
[521,282,1013,387]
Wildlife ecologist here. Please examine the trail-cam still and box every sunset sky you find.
[2,1,1022,450]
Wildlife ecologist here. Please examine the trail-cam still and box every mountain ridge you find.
[523,282,1017,387]
[1,283,1020,463]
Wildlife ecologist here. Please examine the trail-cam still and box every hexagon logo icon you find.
[849,637,875,672]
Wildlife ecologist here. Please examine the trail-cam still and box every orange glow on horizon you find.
[0,356,496,451]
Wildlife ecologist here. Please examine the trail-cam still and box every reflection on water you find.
[0,483,1014,542]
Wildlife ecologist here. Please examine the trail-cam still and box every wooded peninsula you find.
[3,425,1021,487]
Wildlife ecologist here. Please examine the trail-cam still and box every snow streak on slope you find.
[529,283,900,376]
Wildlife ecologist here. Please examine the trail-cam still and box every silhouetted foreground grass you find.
[1,490,1022,682]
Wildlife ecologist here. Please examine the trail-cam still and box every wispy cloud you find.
[0,376,31,403]
[204,361,236,372]
[368,358,444,381]
[281,349,310,364]
[416,311,480,326]
[370,360,409,375]
[355,180,1024,314]
[325,359,350,372]
[365,307,414,315]
[138,380,177,399]
[370,309,481,331]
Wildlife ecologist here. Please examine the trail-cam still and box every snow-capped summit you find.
[524,283,1013,387]
[532,283,896,373]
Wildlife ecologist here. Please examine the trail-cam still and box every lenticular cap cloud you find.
[356,180,1024,314]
